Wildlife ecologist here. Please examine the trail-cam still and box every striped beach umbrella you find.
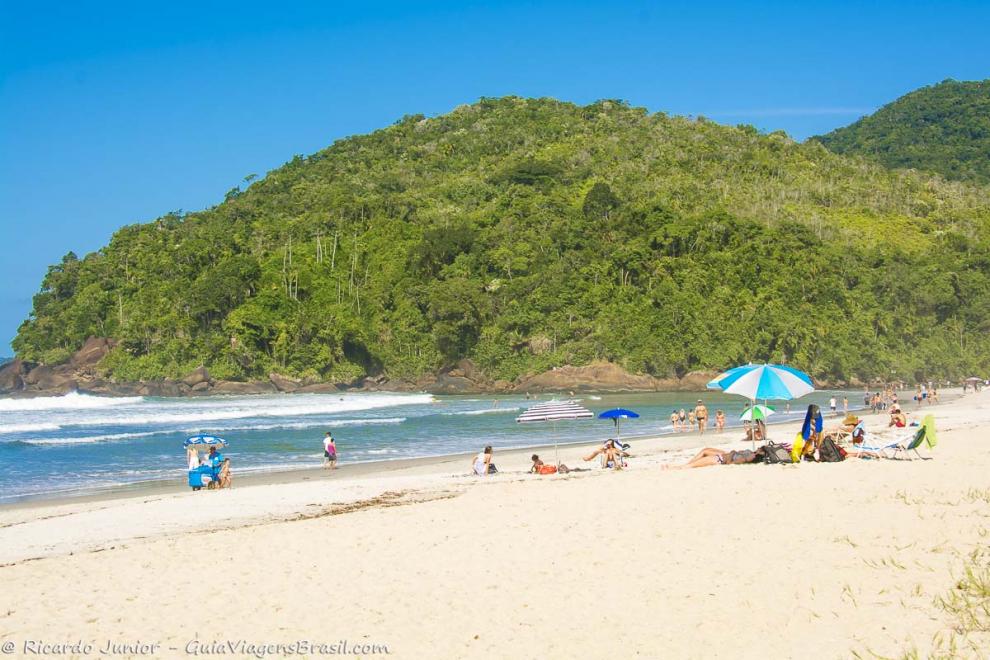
[739,404,775,421]
[707,363,814,401]
[516,400,594,466]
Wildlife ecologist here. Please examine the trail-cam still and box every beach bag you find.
[537,464,558,475]
[818,437,844,462]
[487,463,498,474]
[763,442,792,464]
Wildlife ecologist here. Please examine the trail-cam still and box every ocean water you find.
[0,389,860,502]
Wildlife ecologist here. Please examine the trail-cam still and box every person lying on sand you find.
[663,447,758,470]
[530,454,571,474]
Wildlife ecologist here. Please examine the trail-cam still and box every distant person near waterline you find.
[694,399,708,435]
[842,397,848,414]
[678,408,687,432]
[669,410,680,432]
[323,432,337,470]
[829,396,837,415]
[714,410,725,433]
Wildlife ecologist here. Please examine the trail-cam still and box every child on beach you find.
[530,454,570,474]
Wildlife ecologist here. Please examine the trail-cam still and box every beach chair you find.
[858,421,932,460]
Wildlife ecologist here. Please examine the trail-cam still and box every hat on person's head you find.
[843,413,861,425]
[697,399,703,403]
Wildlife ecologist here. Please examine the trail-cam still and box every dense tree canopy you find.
[813,79,990,185]
[13,96,990,385]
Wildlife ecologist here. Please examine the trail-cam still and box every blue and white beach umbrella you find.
[183,434,228,450]
[707,363,814,401]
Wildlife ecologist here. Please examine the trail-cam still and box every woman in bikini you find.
[663,447,757,470]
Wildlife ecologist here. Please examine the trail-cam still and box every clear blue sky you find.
[2,0,989,354]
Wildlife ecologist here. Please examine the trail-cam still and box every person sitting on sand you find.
[473,446,496,475]
[888,406,907,428]
[742,420,766,443]
[663,447,758,470]
[582,439,628,466]
[714,410,725,433]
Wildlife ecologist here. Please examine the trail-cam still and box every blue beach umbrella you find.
[598,408,639,442]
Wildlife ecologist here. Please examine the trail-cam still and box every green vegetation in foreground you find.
[814,79,990,185]
[13,97,990,385]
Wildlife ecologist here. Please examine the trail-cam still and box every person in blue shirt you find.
[207,446,224,482]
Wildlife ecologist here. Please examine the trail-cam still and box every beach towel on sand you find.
[922,415,937,449]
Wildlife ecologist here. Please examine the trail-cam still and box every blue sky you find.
[2,0,989,353]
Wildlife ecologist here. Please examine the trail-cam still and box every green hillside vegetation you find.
[13,97,990,385]
[814,79,990,185]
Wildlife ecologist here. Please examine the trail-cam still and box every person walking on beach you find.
[829,396,837,415]
[842,397,848,414]
[714,410,725,433]
[323,432,337,470]
[694,399,708,435]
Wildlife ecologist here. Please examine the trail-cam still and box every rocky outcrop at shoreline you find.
[0,337,723,398]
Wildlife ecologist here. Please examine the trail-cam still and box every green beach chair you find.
[857,417,934,460]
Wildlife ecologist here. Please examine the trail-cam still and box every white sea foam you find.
[0,392,144,412]
[2,422,62,434]
[0,392,434,433]
[22,431,161,446]
[441,407,519,416]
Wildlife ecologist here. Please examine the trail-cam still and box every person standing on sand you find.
[678,409,687,432]
[829,396,837,415]
[669,410,680,432]
[323,432,337,470]
[842,397,848,414]
[714,410,725,433]
[694,399,708,435]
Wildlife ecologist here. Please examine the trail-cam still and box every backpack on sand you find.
[817,437,844,462]
[763,441,793,464]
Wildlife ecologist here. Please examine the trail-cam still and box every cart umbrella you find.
[516,400,594,466]
[183,434,227,450]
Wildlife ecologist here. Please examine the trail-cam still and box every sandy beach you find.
[1,391,987,658]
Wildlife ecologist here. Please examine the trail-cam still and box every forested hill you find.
[813,79,990,185]
[13,97,990,387]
